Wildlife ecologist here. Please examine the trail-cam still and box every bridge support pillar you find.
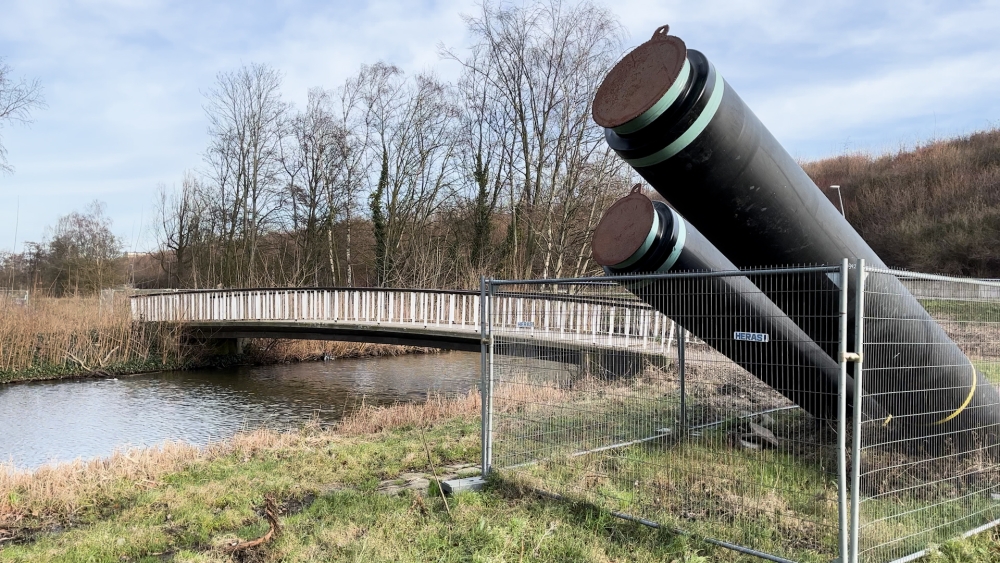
[579,349,658,380]
[191,337,246,358]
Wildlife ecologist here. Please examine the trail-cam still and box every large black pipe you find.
[591,26,1000,441]
[591,188,886,423]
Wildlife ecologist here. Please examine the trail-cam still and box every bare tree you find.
[280,88,346,285]
[0,58,45,174]
[156,173,204,287]
[329,71,379,287]
[379,72,461,287]
[43,201,125,295]
[450,42,516,283]
[151,0,632,291]
[447,0,627,279]
[203,63,287,287]
[353,62,406,286]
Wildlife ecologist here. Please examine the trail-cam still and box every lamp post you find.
[830,185,846,219]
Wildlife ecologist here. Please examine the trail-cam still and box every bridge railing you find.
[130,288,482,330]
[130,287,681,352]
[489,289,677,352]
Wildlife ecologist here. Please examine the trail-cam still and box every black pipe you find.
[592,189,886,423]
[592,26,1000,440]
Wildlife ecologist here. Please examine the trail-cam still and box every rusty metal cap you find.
[592,185,656,267]
[592,25,687,129]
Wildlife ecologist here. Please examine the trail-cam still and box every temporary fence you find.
[479,262,1000,563]
[0,289,29,307]
[855,267,1000,563]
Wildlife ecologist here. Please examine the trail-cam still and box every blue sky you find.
[1,0,999,253]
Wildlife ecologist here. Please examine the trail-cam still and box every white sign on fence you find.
[734,331,769,343]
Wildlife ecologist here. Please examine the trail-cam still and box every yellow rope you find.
[935,360,977,425]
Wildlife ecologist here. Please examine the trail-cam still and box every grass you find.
[973,360,1000,385]
[2,386,1000,562]
[917,298,1000,323]
[488,367,1000,563]
[490,374,840,562]
[0,392,715,562]
[803,127,1000,278]
[4,354,1000,562]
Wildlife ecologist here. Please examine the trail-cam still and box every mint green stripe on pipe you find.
[613,59,692,136]
[625,66,726,168]
[610,211,660,270]
[622,210,686,291]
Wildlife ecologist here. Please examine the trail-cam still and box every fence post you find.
[678,326,687,435]
[850,258,866,563]
[838,258,849,563]
[480,277,493,477]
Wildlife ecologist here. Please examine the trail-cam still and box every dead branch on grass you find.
[419,424,452,518]
[225,495,281,554]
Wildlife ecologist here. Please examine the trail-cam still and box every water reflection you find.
[0,352,480,469]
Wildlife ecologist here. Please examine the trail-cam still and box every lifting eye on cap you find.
[591,24,688,131]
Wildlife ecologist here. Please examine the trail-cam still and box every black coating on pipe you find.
[596,39,1000,441]
[606,201,886,423]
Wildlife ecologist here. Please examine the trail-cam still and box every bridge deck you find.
[133,288,681,363]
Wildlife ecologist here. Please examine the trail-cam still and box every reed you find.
[241,338,431,365]
[0,294,179,381]
[337,389,481,435]
[0,295,426,383]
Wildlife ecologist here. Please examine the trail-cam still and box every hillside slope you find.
[804,128,1000,277]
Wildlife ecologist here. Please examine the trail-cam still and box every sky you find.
[1,0,999,253]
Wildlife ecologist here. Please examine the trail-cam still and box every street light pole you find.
[830,185,846,219]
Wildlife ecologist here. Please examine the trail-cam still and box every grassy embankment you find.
[0,392,712,562]
[4,376,1000,562]
[804,127,1000,278]
[0,295,418,384]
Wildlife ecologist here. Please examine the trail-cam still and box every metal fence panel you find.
[857,268,1000,563]
[0,289,29,307]
[486,268,848,563]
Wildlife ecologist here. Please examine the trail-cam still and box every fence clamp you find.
[841,352,862,363]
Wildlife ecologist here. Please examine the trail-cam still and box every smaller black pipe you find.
[594,193,886,423]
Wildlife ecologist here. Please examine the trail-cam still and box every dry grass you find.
[0,295,179,379]
[803,128,1000,276]
[0,430,292,527]
[242,338,431,365]
[0,295,427,383]
[2,376,999,561]
[337,390,481,435]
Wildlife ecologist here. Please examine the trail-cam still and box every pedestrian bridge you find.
[130,287,681,366]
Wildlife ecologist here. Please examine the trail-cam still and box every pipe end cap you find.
[592,189,655,267]
[593,26,687,129]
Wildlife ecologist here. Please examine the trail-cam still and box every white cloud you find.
[1,0,999,252]
[752,51,1000,141]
